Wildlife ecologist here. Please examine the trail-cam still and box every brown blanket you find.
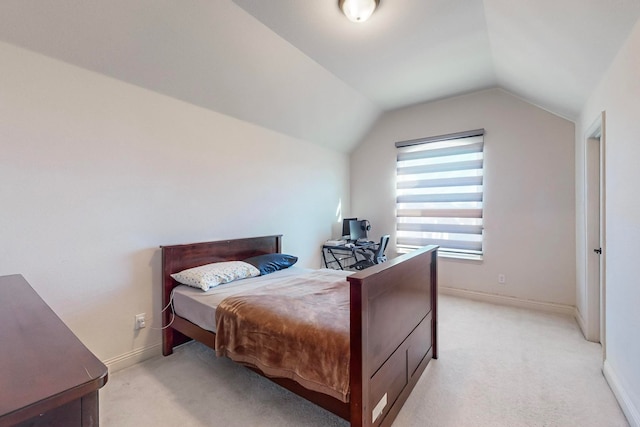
[215,270,351,402]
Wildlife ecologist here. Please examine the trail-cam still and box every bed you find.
[161,235,438,427]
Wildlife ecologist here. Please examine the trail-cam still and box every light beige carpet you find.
[100,295,628,426]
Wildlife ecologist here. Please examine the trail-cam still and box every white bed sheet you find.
[172,267,352,333]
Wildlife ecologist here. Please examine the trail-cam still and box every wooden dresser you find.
[0,274,108,427]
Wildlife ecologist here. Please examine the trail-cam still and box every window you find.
[395,129,484,258]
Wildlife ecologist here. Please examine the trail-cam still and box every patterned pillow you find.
[171,261,260,291]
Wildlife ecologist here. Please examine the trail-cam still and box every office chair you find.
[352,234,390,270]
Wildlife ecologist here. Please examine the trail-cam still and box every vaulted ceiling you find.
[1,1,639,152]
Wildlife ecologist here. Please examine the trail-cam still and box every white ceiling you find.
[1,0,639,152]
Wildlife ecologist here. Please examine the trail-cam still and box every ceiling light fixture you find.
[339,0,379,23]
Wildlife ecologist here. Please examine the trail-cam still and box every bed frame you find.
[161,235,438,427]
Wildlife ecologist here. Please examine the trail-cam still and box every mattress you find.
[172,267,352,333]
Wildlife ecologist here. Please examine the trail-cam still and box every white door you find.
[583,111,606,359]
[585,136,601,342]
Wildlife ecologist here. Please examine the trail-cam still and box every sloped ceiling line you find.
[1,0,639,151]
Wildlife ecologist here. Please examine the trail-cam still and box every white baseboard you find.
[574,307,587,336]
[439,286,575,316]
[603,360,640,427]
[103,343,162,373]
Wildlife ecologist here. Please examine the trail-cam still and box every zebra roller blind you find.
[395,129,484,256]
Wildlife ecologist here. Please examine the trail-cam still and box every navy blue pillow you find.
[243,253,298,275]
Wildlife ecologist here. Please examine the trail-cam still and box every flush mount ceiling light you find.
[339,0,380,23]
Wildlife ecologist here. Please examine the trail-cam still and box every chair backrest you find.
[374,234,390,264]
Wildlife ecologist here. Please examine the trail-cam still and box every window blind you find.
[395,129,484,256]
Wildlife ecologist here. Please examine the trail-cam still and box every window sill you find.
[438,252,483,262]
[397,248,483,262]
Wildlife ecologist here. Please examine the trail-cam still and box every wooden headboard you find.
[161,235,282,351]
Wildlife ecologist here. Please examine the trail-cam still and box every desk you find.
[0,274,108,427]
[322,241,377,270]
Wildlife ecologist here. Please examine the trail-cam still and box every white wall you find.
[576,17,640,425]
[0,41,349,366]
[351,89,576,306]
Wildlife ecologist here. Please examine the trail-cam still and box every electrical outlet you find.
[135,313,146,330]
[498,274,506,284]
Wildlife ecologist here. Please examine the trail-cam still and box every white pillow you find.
[171,261,260,291]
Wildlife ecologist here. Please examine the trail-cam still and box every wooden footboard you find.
[348,245,438,427]
[161,236,437,427]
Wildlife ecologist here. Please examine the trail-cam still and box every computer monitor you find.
[342,217,357,239]
[349,219,368,242]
